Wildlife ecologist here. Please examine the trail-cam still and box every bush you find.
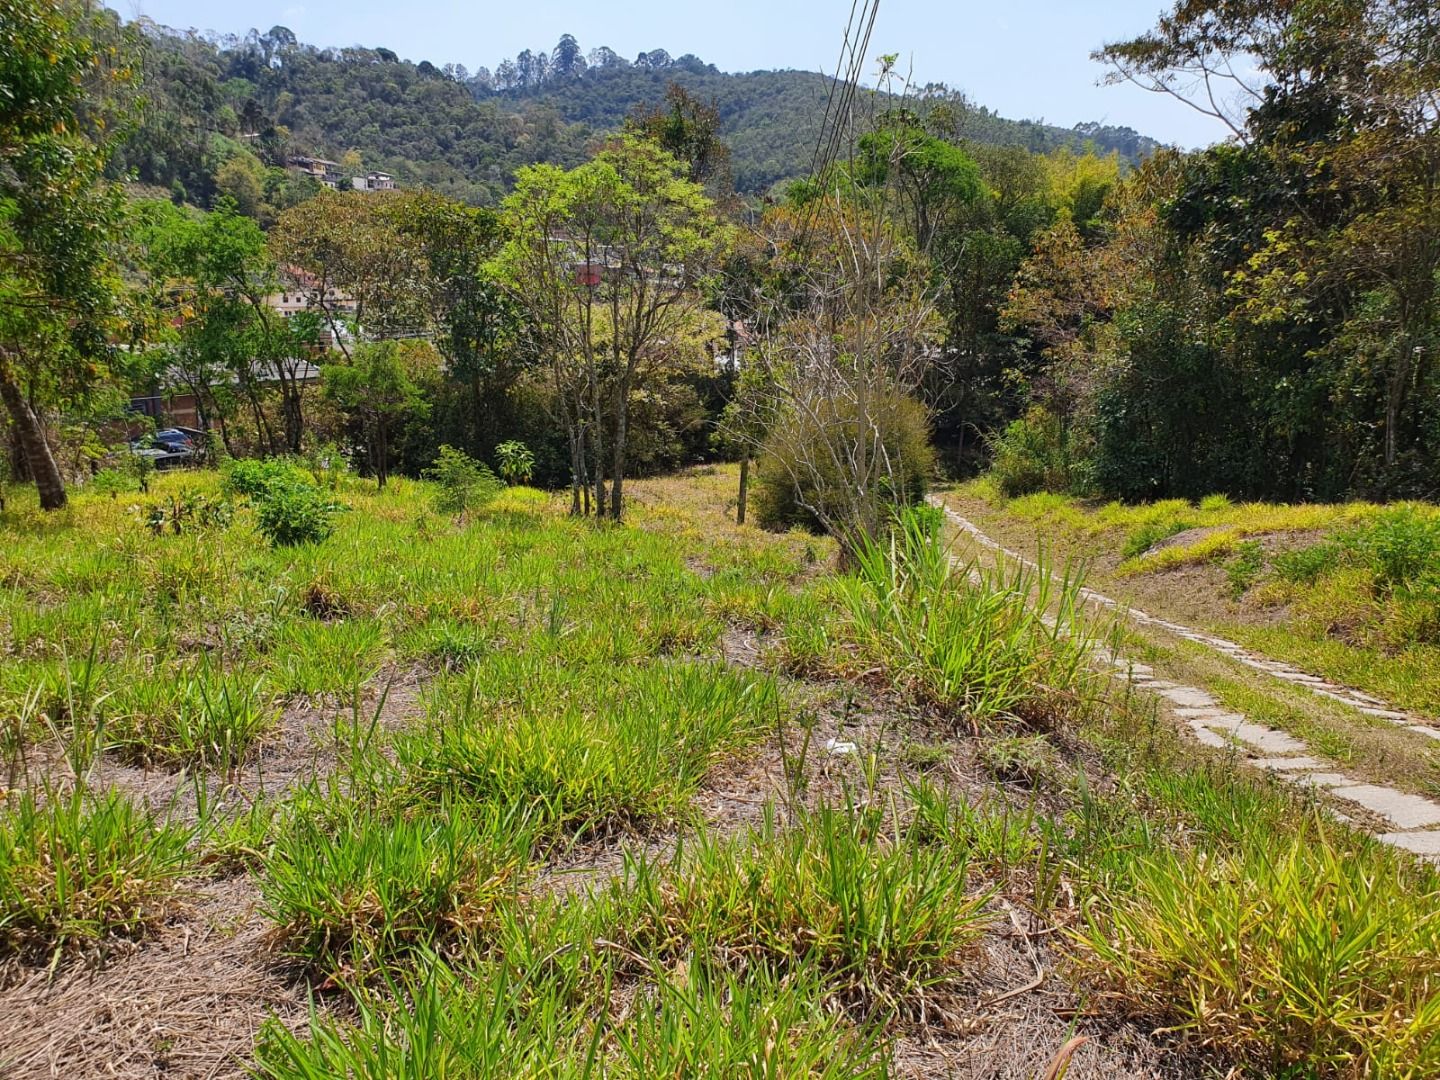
[493,440,534,486]
[752,391,934,532]
[425,445,503,516]
[254,480,341,547]
[1344,508,1440,595]
[987,406,1076,498]
[222,457,310,500]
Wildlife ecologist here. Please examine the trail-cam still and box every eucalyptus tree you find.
[496,135,731,520]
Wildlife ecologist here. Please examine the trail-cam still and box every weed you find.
[254,481,343,547]
[1223,538,1265,597]
[610,804,991,1006]
[1072,822,1440,1076]
[1121,517,1195,560]
[842,508,1098,731]
[108,664,275,769]
[399,660,775,839]
[1272,541,1341,585]
[978,734,1057,787]
[425,445,503,516]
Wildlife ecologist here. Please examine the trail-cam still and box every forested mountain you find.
[116,22,1163,208]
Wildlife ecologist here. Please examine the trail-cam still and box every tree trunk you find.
[0,369,66,511]
[737,455,749,524]
[568,424,583,515]
[376,418,389,490]
[609,390,629,521]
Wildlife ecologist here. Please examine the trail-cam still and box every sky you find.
[105,0,1232,149]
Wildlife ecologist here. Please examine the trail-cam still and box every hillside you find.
[118,22,1164,207]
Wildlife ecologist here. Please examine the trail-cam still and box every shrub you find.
[254,480,342,547]
[752,391,934,532]
[222,457,310,499]
[303,441,351,491]
[0,786,195,961]
[494,440,535,486]
[141,489,233,537]
[425,445,503,516]
[987,406,1076,498]
[1344,507,1440,595]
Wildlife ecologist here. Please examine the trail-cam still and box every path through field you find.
[931,496,1440,861]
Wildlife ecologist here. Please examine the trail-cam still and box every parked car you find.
[130,427,203,469]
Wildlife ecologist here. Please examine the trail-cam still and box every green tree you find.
[496,135,731,520]
[323,340,435,488]
[0,0,135,510]
[139,198,316,454]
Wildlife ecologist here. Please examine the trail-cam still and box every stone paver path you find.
[932,497,1440,862]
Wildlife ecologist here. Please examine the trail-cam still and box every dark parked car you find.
[130,427,206,469]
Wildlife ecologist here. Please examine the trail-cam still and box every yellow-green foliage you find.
[1074,824,1440,1077]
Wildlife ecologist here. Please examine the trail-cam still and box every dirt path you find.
[931,496,1440,862]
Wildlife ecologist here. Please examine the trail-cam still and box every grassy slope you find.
[3,466,1440,1076]
[943,481,1440,722]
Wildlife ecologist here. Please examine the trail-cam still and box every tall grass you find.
[398,659,777,839]
[841,509,1098,731]
[1072,821,1440,1076]
[253,950,887,1079]
[260,790,537,975]
[0,785,195,962]
[106,663,275,769]
[608,803,991,1006]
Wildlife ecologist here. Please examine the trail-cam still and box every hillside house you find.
[287,155,344,190]
[352,171,396,192]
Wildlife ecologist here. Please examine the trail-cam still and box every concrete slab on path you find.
[1326,784,1440,830]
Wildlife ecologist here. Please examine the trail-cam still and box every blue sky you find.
[106,0,1231,149]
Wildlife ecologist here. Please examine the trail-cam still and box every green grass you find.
[396,657,778,840]
[608,803,991,1006]
[14,463,1440,1079]
[841,508,1101,731]
[1072,817,1440,1076]
[0,785,196,963]
[261,790,537,976]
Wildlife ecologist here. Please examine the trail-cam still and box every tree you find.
[139,197,320,455]
[626,84,735,203]
[497,135,731,520]
[744,196,941,554]
[383,192,525,453]
[213,151,265,217]
[0,0,135,510]
[324,340,435,488]
[269,190,429,355]
[552,34,585,79]
[1087,0,1440,498]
